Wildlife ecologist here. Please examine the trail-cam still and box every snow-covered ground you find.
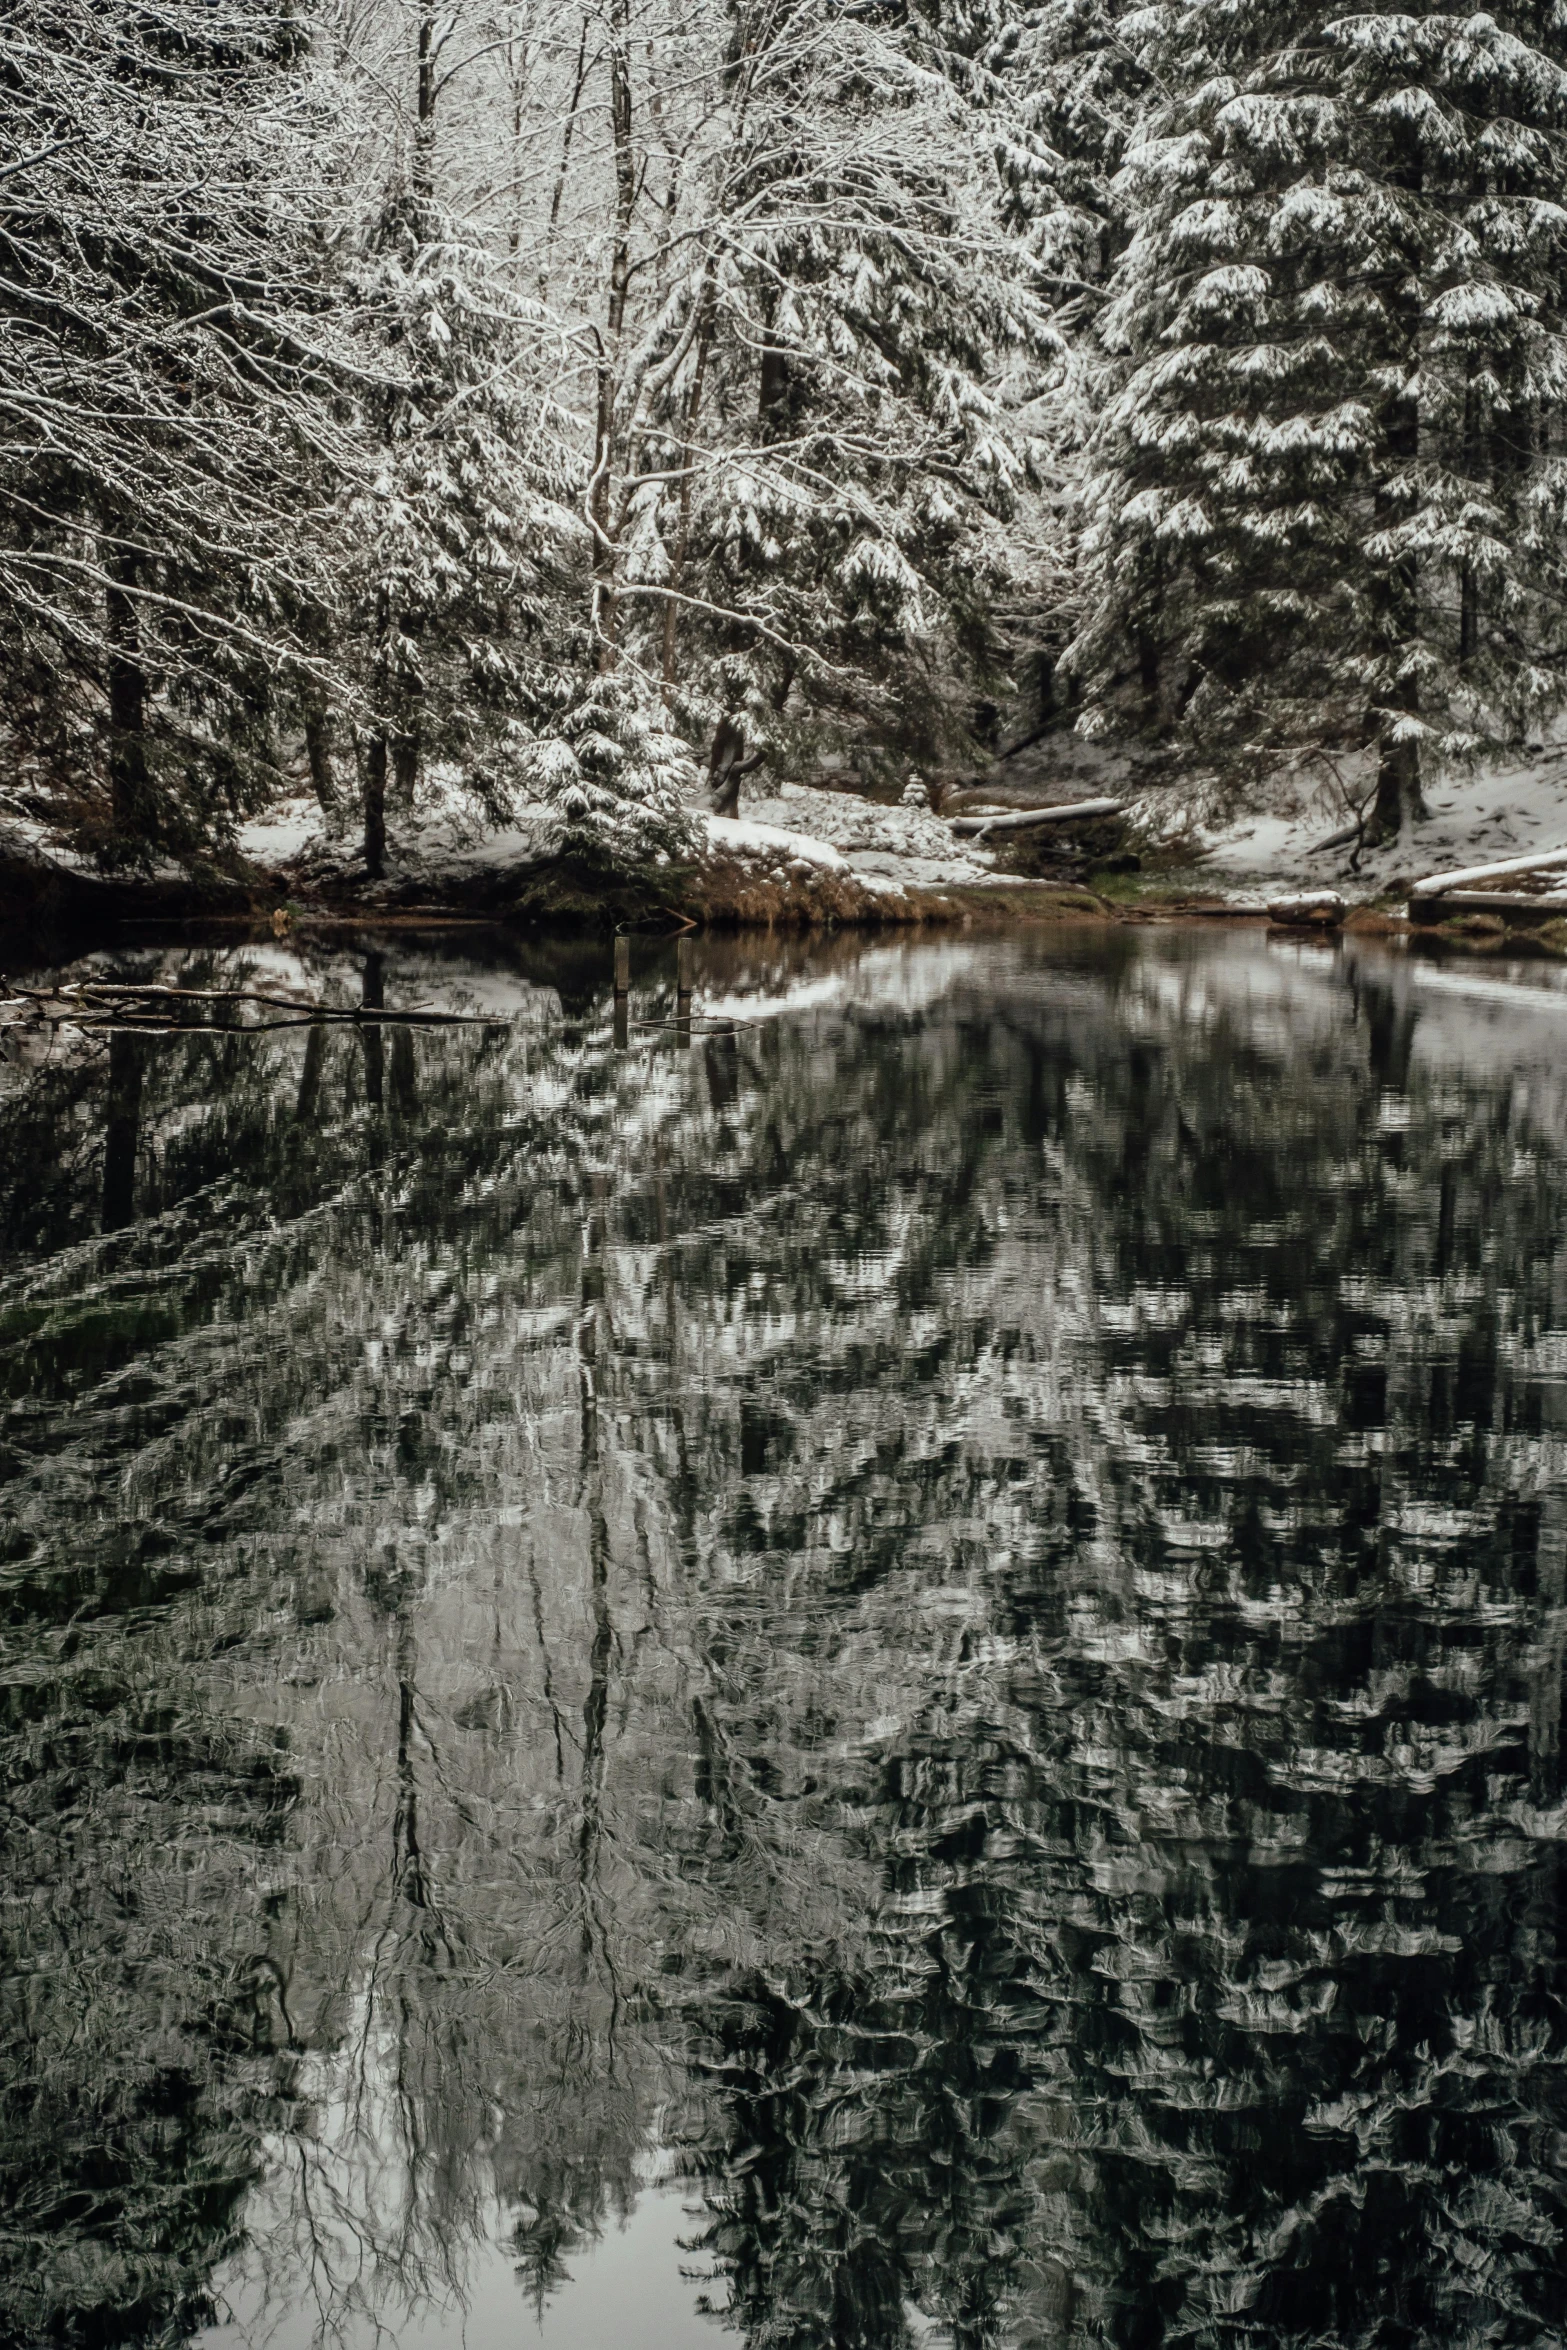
[234,803,334,869]
[238,793,563,889]
[0,810,191,885]
[740,781,997,887]
[1190,744,1567,897]
[703,811,848,871]
[235,779,1002,898]
[54,737,1567,914]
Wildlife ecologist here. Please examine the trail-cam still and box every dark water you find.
[4,924,1567,2350]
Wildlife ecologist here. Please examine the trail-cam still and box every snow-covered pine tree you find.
[1000,0,1151,314]
[526,0,1055,804]
[1068,2,1567,837]
[642,0,1057,792]
[0,0,354,863]
[990,0,1155,727]
[520,666,701,871]
[339,190,579,877]
[328,0,700,883]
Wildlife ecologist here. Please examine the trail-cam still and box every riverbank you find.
[0,838,1121,942]
[0,822,1417,949]
[0,786,1126,943]
[8,743,1567,947]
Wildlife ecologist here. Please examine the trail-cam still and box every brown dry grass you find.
[1343,907,1411,937]
[673,852,949,929]
[2,829,1143,941]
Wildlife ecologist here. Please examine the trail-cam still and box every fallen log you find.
[1409,844,1567,900]
[949,796,1124,840]
[1407,889,1567,927]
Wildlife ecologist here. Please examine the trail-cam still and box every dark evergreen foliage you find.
[0,0,352,861]
[1067,2,1567,832]
[5,0,1567,871]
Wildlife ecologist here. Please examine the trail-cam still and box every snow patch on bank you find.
[1190,746,1567,895]
[0,811,190,886]
[237,793,563,887]
[704,813,848,870]
[239,800,326,868]
[742,781,997,886]
[0,814,92,874]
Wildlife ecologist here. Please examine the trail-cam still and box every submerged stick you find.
[3,982,498,1027]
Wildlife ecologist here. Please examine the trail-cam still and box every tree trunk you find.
[758,321,789,440]
[413,4,436,203]
[1370,458,1426,844]
[508,43,526,259]
[391,718,419,810]
[541,18,590,292]
[364,729,388,880]
[1368,526,1425,847]
[105,550,150,840]
[1136,629,1161,725]
[1459,569,1479,665]
[302,687,340,825]
[364,587,396,879]
[1372,718,1422,844]
[1370,131,1426,847]
[709,713,747,817]
[660,265,717,694]
[1459,374,1482,666]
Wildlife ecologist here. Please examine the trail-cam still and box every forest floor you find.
[7,742,1567,940]
[0,779,1109,937]
[1183,740,1567,903]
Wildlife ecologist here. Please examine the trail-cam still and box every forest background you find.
[6,0,1567,882]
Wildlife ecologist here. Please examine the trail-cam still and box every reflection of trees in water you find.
[669,948,1567,2349]
[2,936,1567,2346]
[0,1599,298,2346]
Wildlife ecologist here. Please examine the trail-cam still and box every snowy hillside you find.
[1168,748,1567,900]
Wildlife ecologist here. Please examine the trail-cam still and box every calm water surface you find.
[4,925,1567,2350]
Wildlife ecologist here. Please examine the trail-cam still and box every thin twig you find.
[5,981,499,1026]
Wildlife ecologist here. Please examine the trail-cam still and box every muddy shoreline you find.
[0,838,1140,947]
[0,830,1470,955]
[21,836,1567,978]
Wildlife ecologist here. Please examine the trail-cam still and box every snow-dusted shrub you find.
[523,674,701,872]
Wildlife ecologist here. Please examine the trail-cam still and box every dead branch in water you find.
[1,981,501,1028]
